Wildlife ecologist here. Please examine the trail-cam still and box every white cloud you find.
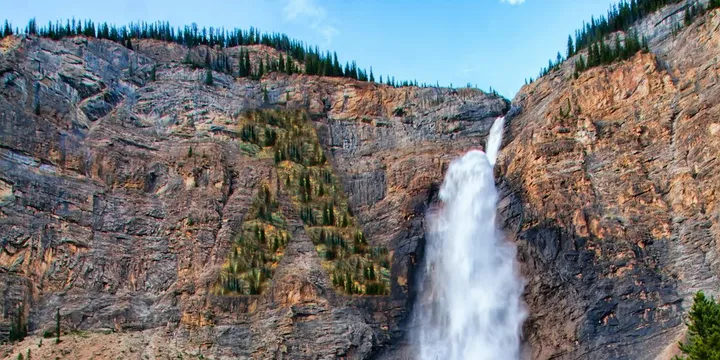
[501,0,526,4]
[458,66,478,77]
[283,0,338,44]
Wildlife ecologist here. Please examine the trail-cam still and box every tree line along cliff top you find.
[530,0,719,83]
[0,18,446,89]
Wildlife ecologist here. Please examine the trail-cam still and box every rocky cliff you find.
[0,34,507,359]
[2,2,720,359]
[499,3,720,359]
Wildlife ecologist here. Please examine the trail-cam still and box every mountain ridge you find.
[1,1,720,359]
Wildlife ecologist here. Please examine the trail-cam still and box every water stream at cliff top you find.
[415,117,526,360]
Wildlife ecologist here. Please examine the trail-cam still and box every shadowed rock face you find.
[498,5,720,360]
[0,34,507,358]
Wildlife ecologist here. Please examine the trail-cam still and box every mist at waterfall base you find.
[414,117,526,360]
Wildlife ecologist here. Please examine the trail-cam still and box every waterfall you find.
[415,117,526,360]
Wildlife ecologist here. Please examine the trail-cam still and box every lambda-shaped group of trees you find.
[226,109,391,296]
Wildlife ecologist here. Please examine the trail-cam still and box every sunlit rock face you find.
[497,6,720,360]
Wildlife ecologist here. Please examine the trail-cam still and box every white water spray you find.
[415,117,526,360]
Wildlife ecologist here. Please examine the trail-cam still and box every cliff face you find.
[0,35,507,358]
[500,5,720,359]
[2,3,720,360]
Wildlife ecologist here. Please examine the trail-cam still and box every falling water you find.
[415,117,526,360]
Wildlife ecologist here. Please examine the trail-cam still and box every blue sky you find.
[1,0,617,98]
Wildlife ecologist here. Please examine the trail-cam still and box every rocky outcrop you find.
[499,5,720,359]
[0,34,507,358]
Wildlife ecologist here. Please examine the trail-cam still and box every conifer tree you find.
[204,69,213,86]
[3,20,13,37]
[55,308,61,344]
[332,52,341,76]
[8,305,27,342]
[351,61,359,80]
[26,18,37,35]
[567,35,575,58]
[237,49,246,77]
[589,43,599,67]
[244,51,251,77]
[675,291,720,359]
[575,55,586,73]
[204,50,211,68]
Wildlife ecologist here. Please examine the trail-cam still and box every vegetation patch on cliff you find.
[530,0,720,82]
[216,182,290,295]
[216,109,390,296]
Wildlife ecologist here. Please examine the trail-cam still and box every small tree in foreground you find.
[674,291,720,360]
